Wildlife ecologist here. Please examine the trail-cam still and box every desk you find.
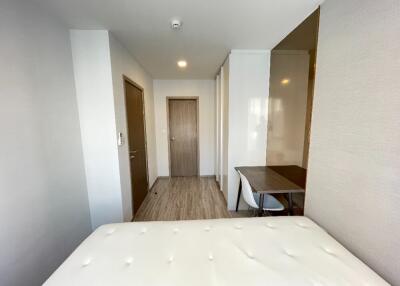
[235,165,306,215]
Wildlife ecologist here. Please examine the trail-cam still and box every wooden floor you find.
[134,177,232,221]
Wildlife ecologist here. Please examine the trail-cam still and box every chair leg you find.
[258,194,265,217]
[235,180,242,212]
[287,193,293,216]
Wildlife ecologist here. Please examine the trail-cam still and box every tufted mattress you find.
[44,216,388,286]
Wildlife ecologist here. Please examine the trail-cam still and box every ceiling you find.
[35,0,323,79]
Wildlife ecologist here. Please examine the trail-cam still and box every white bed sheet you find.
[44,216,388,286]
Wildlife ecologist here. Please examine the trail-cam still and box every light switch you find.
[117,132,124,146]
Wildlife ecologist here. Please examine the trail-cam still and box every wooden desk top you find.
[235,165,306,194]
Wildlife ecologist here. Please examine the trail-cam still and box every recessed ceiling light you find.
[281,78,290,85]
[177,60,187,68]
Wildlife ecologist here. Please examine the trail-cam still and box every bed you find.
[44,216,388,285]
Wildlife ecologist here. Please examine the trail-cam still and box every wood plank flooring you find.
[134,177,231,221]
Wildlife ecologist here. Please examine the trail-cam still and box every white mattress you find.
[44,217,388,286]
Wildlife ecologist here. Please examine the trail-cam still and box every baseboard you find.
[154,175,216,179]
[200,175,216,179]
[149,177,162,192]
[131,178,160,222]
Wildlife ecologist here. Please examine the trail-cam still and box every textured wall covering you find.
[0,1,92,285]
[305,0,400,285]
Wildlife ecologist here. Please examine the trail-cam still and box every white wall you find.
[0,1,92,285]
[224,50,271,209]
[221,60,230,198]
[70,30,123,228]
[305,0,400,285]
[267,51,309,166]
[109,34,157,219]
[215,74,221,184]
[153,80,216,176]
[71,31,158,225]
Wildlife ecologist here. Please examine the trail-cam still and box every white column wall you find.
[71,30,159,225]
[221,60,230,199]
[70,30,123,228]
[222,50,271,209]
[215,74,221,184]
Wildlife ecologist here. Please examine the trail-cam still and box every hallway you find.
[134,177,231,221]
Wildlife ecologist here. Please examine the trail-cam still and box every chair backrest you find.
[238,171,259,209]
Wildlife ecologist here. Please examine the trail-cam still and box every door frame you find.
[166,97,200,177]
[122,75,149,216]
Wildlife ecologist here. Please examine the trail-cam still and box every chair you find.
[238,171,284,215]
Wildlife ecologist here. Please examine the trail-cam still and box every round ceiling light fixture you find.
[177,60,187,68]
[281,78,290,85]
[171,18,182,30]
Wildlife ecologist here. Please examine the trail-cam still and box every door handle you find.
[170,137,175,141]
[129,150,137,160]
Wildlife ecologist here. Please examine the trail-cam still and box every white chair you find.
[238,171,284,215]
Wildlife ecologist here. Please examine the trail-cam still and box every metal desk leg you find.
[235,180,242,212]
[288,193,293,216]
[258,193,265,216]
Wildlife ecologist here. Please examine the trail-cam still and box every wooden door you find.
[125,79,148,216]
[168,99,198,176]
